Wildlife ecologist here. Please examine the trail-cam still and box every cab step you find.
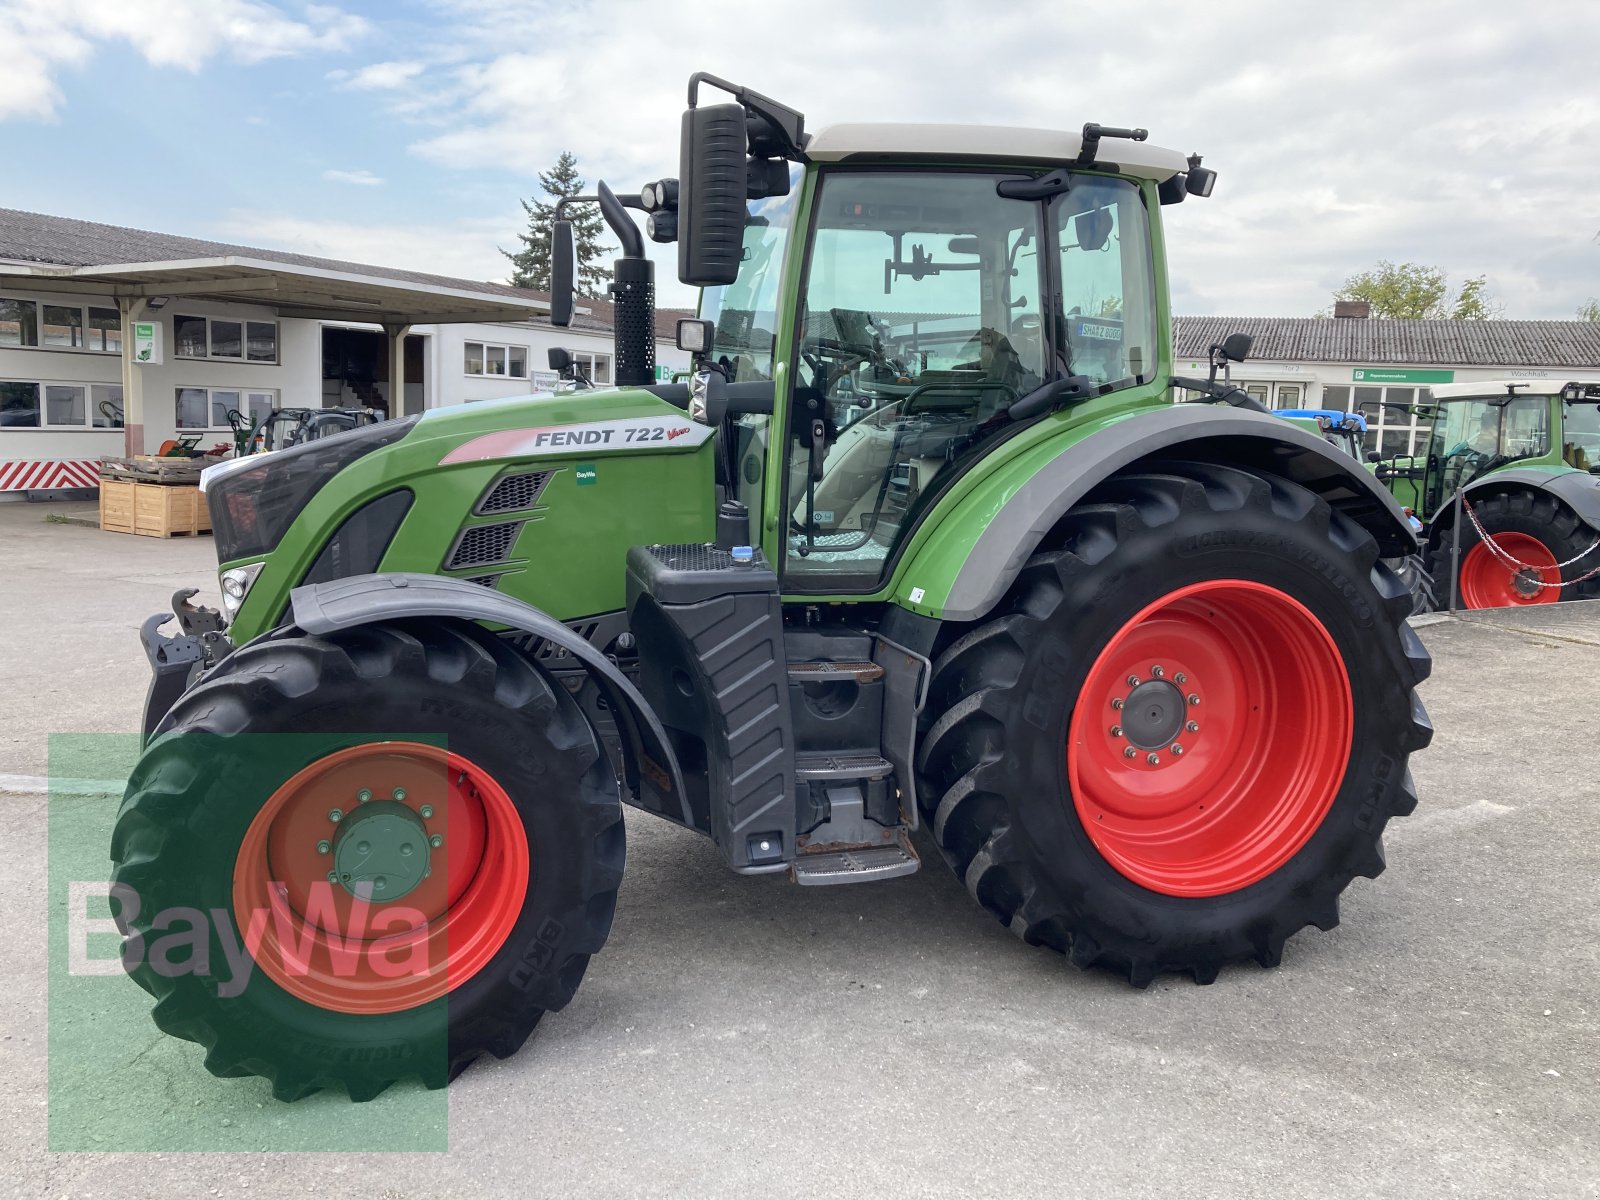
[786,660,885,683]
[792,827,920,887]
[794,752,893,782]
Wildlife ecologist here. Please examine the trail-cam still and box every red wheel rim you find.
[232,742,529,1014]
[1460,534,1559,608]
[1066,580,1353,897]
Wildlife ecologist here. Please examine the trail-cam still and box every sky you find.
[1,0,1597,319]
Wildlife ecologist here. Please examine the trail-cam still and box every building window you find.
[43,305,84,348]
[89,308,122,353]
[569,351,611,384]
[0,297,120,353]
[0,379,121,428]
[464,340,529,378]
[1334,383,1431,457]
[175,386,278,430]
[174,314,277,363]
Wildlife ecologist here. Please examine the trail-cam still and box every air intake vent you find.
[446,521,522,569]
[463,574,501,589]
[476,470,553,515]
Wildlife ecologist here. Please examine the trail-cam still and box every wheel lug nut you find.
[326,871,338,883]
[356,788,372,804]
[1186,720,1199,733]
[429,833,444,848]
[316,840,331,855]
[1146,752,1160,765]
[393,787,407,802]
[327,808,343,823]
[1174,673,1187,685]
[419,804,434,819]
[1110,725,1123,738]
[1151,665,1164,678]
[1123,747,1137,759]
[1170,743,1184,756]
[1111,698,1124,710]
[1126,675,1140,687]
[1187,694,1200,706]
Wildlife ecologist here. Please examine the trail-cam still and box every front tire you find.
[111,620,623,1100]
[916,461,1433,985]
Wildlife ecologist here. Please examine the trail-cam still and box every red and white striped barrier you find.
[0,459,102,492]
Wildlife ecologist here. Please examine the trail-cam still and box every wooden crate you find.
[99,479,212,538]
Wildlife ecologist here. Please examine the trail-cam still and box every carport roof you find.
[0,207,548,326]
[1175,316,1600,368]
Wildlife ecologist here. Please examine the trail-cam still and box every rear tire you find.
[111,620,623,1100]
[1428,490,1600,609]
[916,461,1433,985]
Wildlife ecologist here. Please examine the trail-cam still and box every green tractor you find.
[117,73,1432,1101]
[1376,380,1600,608]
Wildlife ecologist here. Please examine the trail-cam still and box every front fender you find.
[289,573,689,826]
[896,405,1417,622]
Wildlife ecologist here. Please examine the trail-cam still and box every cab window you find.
[783,171,1045,590]
[1055,177,1157,387]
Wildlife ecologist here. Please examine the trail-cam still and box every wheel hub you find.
[1119,679,1187,750]
[1511,568,1543,600]
[331,799,431,900]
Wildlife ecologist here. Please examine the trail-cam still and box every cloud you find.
[0,0,370,121]
[216,210,520,284]
[365,0,1600,318]
[338,60,426,90]
[322,168,385,186]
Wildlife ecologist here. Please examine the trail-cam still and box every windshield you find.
[697,169,802,383]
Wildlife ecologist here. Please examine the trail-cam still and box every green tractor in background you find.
[1376,380,1600,608]
[115,73,1432,1101]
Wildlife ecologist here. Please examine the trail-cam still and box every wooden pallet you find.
[97,454,213,485]
[99,479,212,538]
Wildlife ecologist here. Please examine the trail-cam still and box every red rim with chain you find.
[1460,534,1559,608]
[232,741,529,1014]
[1066,580,1354,898]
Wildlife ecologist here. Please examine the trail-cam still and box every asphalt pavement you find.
[2,499,1596,1198]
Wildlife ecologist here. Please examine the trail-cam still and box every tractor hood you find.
[211,385,719,642]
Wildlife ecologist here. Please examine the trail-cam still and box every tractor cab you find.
[1412,381,1585,515]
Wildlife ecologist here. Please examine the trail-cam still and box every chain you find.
[1461,498,1600,590]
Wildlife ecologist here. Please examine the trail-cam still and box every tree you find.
[1579,299,1600,322]
[501,151,612,298]
[1329,260,1501,319]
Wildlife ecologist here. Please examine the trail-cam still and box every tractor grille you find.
[463,573,502,589]
[446,521,522,569]
[476,470,553,515]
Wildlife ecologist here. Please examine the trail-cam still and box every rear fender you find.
[899,405,1418,622]
[289,573,690,827]
[1430,466,1600,538]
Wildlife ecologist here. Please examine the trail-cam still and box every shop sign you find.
[1351,367,1453,384]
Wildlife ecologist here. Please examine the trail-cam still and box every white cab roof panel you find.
[805,123,1191,180]
[1429,379,1573,399]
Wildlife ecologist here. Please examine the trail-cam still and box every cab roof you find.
[804,123,1191,180]
[1428,379,1579,400]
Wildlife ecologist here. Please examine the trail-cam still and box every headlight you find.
[219,562,264,622]
[207,415,420,562]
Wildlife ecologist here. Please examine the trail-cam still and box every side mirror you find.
[548,347,573,374]
[678,102,749,287]
[1074,209,1113,252]
[1220,332,1252,363]
[550,220,577,327]
[1185,166,1217,197]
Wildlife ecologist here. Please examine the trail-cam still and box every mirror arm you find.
[596,181,644,259]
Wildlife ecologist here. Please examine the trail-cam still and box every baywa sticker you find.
[575,464,597,485]
[441,415,714,465]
